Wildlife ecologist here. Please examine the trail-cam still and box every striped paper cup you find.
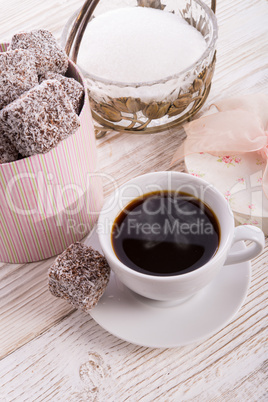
[0,43,103,263]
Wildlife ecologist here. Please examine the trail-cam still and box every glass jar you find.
[62,0,218,136]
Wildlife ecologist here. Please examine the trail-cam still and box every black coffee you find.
[111,191,220,276]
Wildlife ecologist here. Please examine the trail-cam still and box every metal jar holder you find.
[65,0,217,137]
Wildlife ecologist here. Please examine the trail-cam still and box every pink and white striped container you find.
[0,43,103,263]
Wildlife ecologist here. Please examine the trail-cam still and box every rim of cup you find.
[97,171,234,281]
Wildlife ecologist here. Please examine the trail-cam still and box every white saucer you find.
[86,230,251,348]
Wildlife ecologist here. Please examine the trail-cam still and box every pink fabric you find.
[171,94,268,197]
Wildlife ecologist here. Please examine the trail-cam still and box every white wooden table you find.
[0,0,267,400]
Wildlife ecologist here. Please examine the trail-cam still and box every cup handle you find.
[224,225,265,266]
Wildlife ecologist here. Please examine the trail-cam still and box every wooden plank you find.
[0,0,84,42]
[0,257,75,359]
[0,259,266,401]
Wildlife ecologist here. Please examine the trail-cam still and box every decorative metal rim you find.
[90,49,216,136]
[93,81,212,137]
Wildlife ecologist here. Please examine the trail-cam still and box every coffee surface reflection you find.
[111,191,220,276]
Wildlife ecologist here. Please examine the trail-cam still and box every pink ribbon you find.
[171,93,268,198]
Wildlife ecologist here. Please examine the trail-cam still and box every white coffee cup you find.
[97,171,264,302]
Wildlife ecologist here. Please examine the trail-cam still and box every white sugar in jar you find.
[78,7,207,84]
